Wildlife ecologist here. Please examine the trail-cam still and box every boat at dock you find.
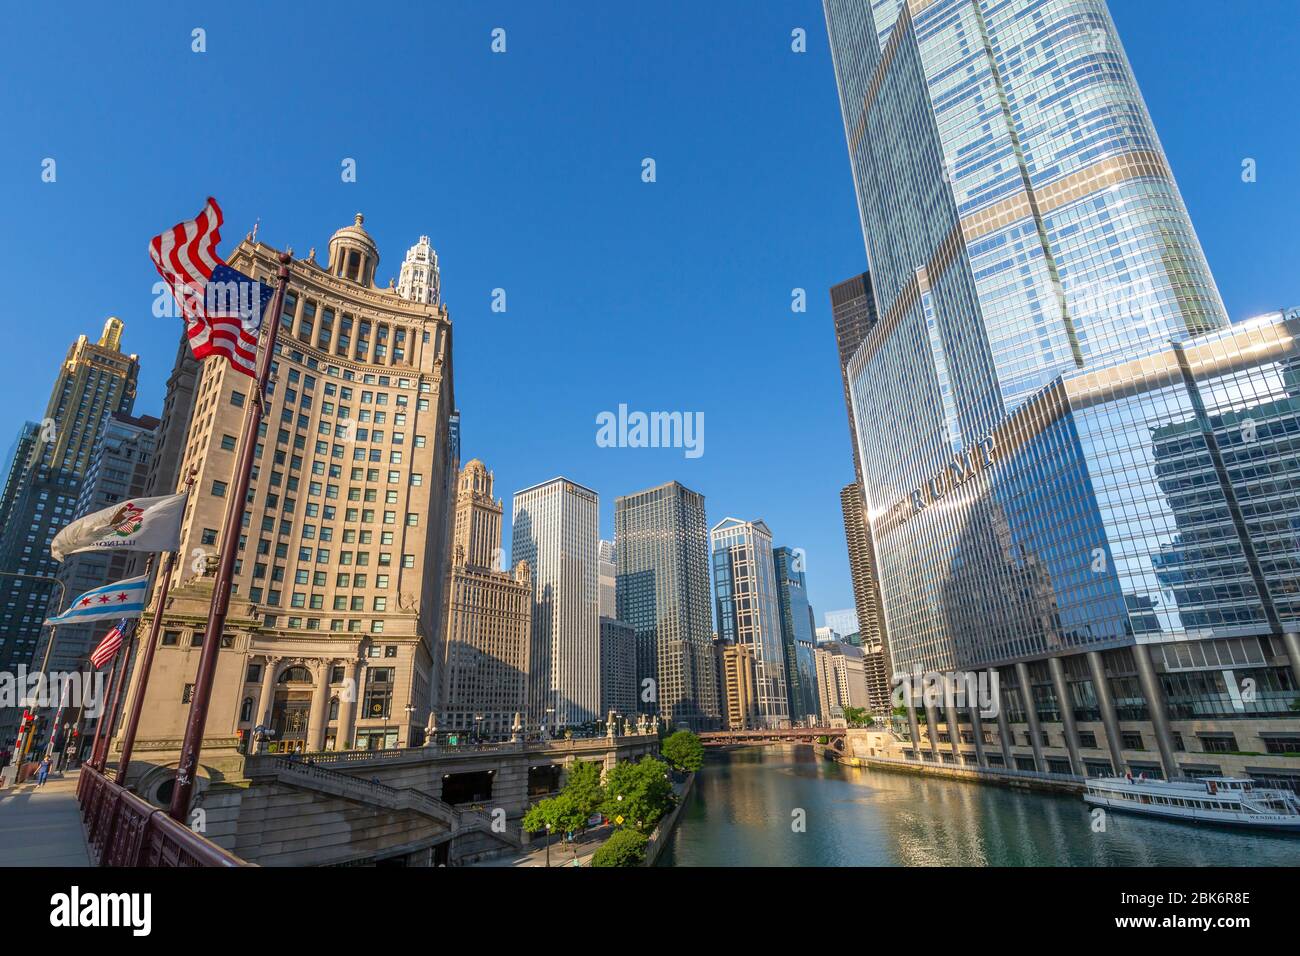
[1083,775,1300,831]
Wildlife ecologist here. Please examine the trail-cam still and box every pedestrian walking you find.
[36,755,52,787]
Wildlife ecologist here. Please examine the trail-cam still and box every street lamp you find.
[404,704,415,749]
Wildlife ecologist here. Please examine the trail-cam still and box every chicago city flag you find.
[44,575,149,627]
[50,491,186,562]
[149,197,275,377]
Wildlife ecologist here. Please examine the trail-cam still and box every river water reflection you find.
[658,746,1300,867]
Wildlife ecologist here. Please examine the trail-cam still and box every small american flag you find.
[149,197,275,378]
[90,620,128,670]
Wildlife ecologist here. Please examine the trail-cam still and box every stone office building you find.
[115,217,457,799]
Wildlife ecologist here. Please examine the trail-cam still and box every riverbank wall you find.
[827,730,1085,795]
[644,771,695,866]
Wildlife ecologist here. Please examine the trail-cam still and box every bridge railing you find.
[76,766,248,867]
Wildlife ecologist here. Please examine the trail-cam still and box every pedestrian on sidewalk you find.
[36,755,52,787]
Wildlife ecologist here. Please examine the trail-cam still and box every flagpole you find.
[116,468,194,784]
[88,644,124,771]
[169,251,291,822]
[94,625,135,771]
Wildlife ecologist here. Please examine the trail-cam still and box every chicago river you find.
[659,748,1299,867]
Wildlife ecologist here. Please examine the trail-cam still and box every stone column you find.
[1086,650,1125,775]
[1015,662,1045,772]
[254,656,279,752]
[335,658,363,752]
[327,310,341,356]
[306,659,334,753]
[1133,644,1178,780]
[1048,655,1083,776]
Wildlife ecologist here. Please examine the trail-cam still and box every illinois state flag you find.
[50,492,186,562]
[149,197,275,377]
[45,576,149,627]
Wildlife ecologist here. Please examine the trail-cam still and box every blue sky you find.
[0,1,1297,622]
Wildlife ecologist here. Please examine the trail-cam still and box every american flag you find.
[149,197,275,378]
[90,620,129,670]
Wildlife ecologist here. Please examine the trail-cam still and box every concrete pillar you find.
[1014,661,1045,772]
[336,658,362,752]
[942,674,961,760]
[1282,629,1300,692]
[905,694,922,759]
[922,699,941,756]
[306,659,333,753]
[1048,656,1083,776]
[1133,644,1178,780]
[968,697,987,768]
[1086,651,1125,776]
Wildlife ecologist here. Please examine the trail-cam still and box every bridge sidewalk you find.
[0,770,92,867]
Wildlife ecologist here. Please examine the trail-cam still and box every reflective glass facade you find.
[773,546,821,723]
[825,0,1300,781]
[711,518,789,728]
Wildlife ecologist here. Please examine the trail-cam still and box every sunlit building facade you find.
[711,518,788,728]
[826,0,1300,785]
[512,477,600,730]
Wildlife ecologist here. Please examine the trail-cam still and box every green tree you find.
[660,729,704,772]
[562,760,604,821]
[591,828,648,867]
[842,706,873,728]
[522,792,588,840]
[601,758,675,833]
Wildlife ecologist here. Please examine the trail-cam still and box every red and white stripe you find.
[149,197,258,377]
[90,623,125,670]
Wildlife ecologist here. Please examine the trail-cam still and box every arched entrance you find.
[270,664,314,753]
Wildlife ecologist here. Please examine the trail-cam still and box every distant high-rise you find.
[440,460,532,740]
[830,272,877,485]
[711,518,788,728]
[830,274,887,666]
[714,638,760,731]
[599,616,637,719]
[823,608,859,640]
[773,546,819,725]
[512,477,599,730]
[814,641,868,723]
[0,318,139,689]
[32,413,159,677]
[615,481,718,731]
[598,539,616,619]
[396,235,440,306]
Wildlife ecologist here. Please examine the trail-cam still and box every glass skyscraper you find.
[773,546,821,724]
[711,518,790,729]
[615,481,719,731]
[826,0,1300,786]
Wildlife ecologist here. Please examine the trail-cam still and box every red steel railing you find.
[76,766,248,867]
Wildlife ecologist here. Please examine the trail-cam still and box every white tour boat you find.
[1083,775,1300,831]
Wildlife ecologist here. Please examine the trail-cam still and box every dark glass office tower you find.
[773,546,820,724]
[615,481,719,731]
[825,0,1300,785]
